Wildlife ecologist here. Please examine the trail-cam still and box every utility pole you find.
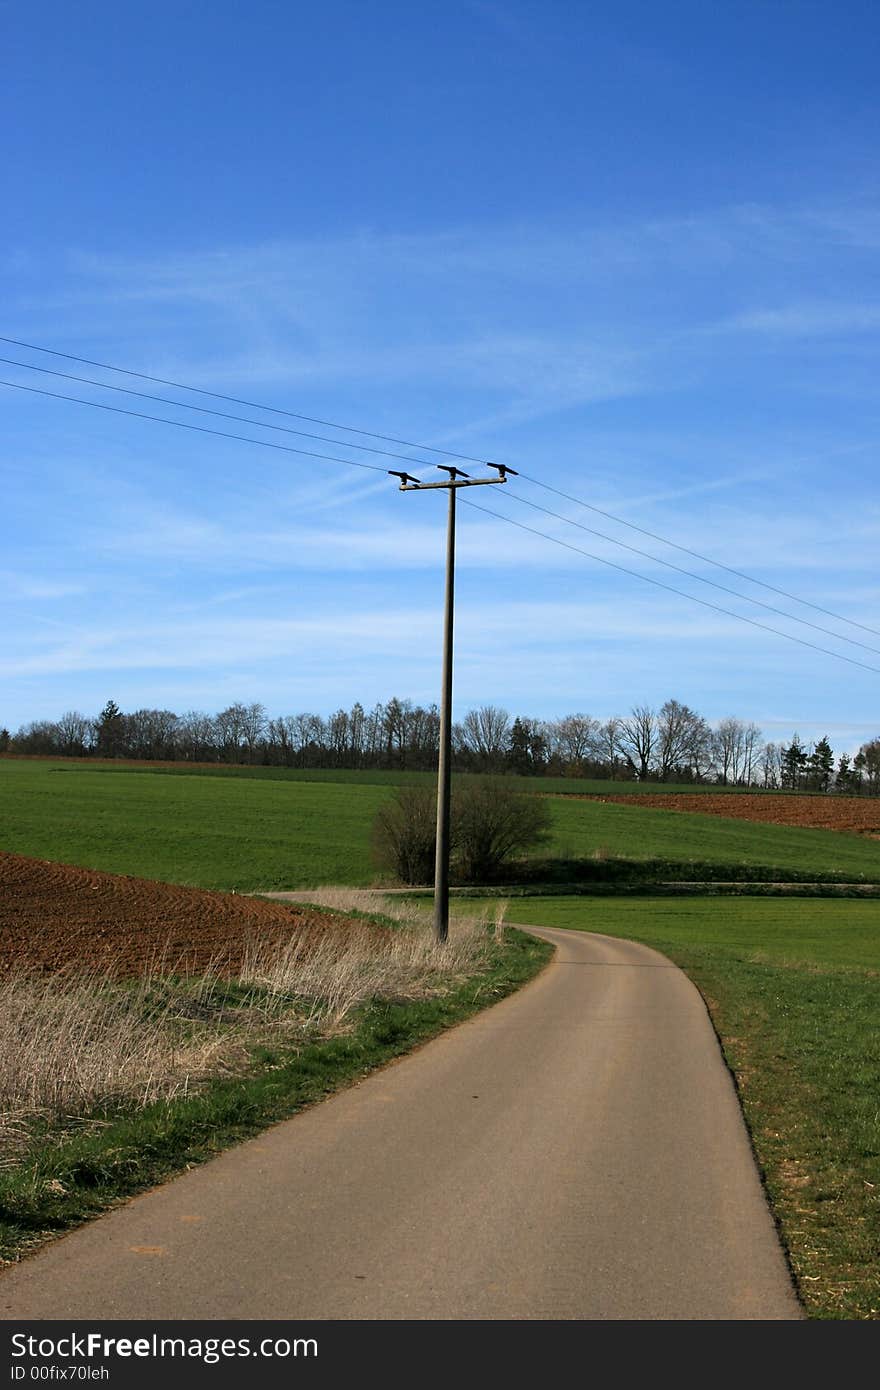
[389,462,515,942]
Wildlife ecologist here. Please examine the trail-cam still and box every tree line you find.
[2,696,878,793]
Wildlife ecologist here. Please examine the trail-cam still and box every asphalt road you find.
[0,926,801,1320]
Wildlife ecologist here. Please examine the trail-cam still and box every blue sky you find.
[2,0,879,750]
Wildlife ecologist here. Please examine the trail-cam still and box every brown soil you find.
[580,792,880,835]
[0,852,377,978]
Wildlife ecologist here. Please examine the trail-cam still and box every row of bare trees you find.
[3,698,879,792]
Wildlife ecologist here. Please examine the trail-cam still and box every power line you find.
[461,495,880,677]
[515,470,880,642]
[4,352,876,679]
[4,332,875,643]
[0,355,442,470]
[0,378,388,473]
[0,333,482,465]
[502,487,880,659]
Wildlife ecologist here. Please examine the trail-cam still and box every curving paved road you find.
[0,926,801,1320]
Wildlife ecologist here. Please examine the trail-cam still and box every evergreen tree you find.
[504,718,549,775]
[503,722,531,778]
[808,736,835,792]
[853,750,867,791]
[835,754,852,793]
[95,699,125,758]
[780,734,807,790]
[529,724,548,773]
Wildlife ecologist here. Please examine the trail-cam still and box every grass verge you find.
[0,908,551,1266]
[467,895,880,1320]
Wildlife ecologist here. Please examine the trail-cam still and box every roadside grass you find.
[3,758,879,891]
[0,896,549,1264]
[465,894,880,1320]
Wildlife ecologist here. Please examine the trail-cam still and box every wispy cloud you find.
[0,597,783,683]
[719,302,880,338]
[0,572,89,600]
[8,200,878,458]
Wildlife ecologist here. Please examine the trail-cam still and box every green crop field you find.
[468,894,880,1320]
[0,754,804,795]
[2,758,879,889]
[0,760,386,890]
[547,795,880,880]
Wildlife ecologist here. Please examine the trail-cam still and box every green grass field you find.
[2,758,879,888]
[469,895,880,1320]
[2,754,829,795]
[0,760,385,889]
[546,795,880,881]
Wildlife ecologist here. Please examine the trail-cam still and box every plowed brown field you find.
[0,852,373,978]
[585,792,880,835]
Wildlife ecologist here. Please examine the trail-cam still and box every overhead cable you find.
[4,331,876,644]
[461,496,880,677]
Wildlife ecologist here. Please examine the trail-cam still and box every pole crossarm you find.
[389,465,511,941]
[397,476,506,491]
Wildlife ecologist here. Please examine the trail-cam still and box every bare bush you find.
[452,779,552,881]
[372,784,437,884]
[372,778,552,885]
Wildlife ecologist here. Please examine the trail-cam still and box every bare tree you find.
[55,710,92,757]
[265,716,290,766]
[656,699,707,781]
[457,705,511,770]
[619,705,657,780]
[741,722,764,786]
[761,741,782,789]
[363,703,384,766]
[857,736,880,793]
[597,717,622,778]
[175,710,216,761]
[348,702,366,768]
[240,703,266,762]
[290,712,326,767]
[327,708,350,767]
[713,717,745,786]
[125,709,178,760]
[213,704,246,761]
[689,718,715,781]
[382,697,407,768]
[210,701,265,762]
[551,714,599,769]
[10,720,60,755]
[406,703,441,767]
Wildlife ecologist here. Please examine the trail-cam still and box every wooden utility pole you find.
[389,463,514,942]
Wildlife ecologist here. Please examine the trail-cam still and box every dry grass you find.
[0,895,498,1169]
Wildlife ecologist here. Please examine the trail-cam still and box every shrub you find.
[372,784,437,884]
[372,778,552,884]
[453,778,552,881]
